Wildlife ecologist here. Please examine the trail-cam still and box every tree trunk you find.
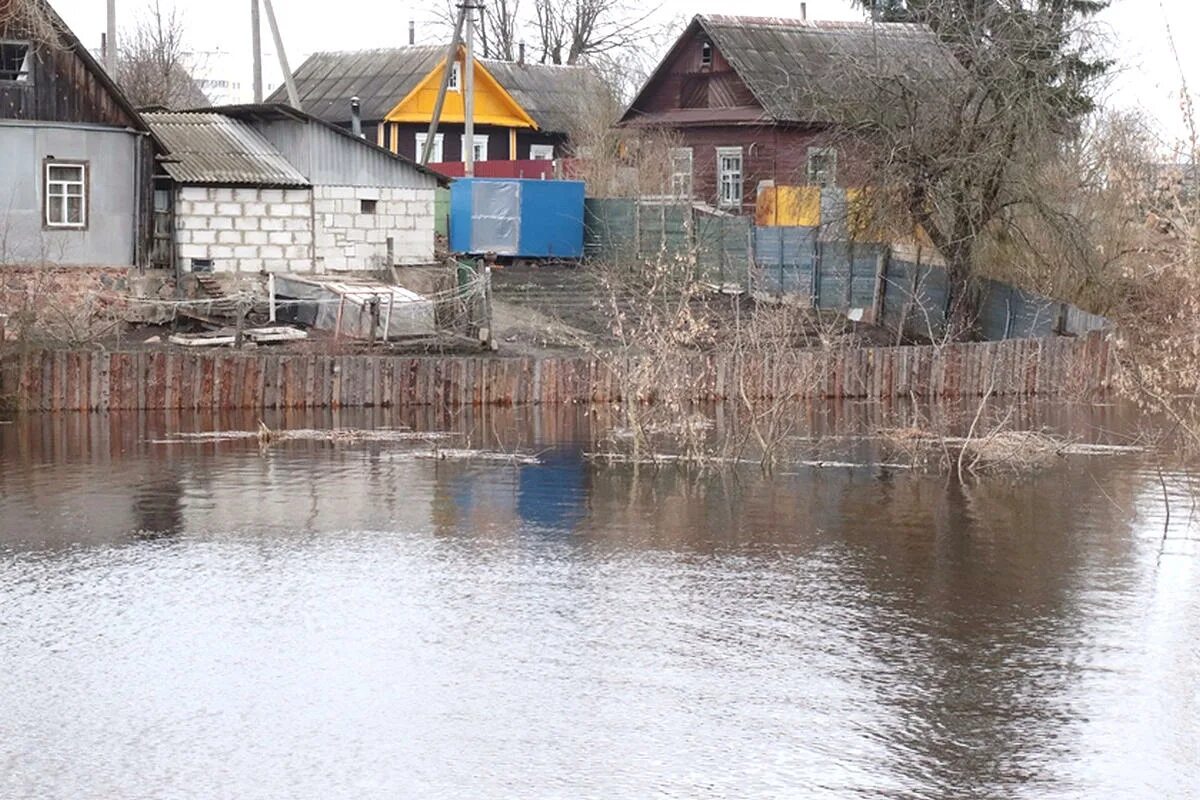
[943,245,979,342]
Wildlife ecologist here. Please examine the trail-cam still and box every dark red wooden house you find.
[618,14,950,217]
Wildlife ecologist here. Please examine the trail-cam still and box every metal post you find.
[422,5,467,165]
[251,0,263,103]
[261,0,302,110]
[463,1,476,176]
[106,0,117,74]
[267,273,276,322]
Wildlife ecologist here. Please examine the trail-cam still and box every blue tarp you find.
[450,178,585,259]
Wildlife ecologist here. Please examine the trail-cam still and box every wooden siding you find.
[381,120,563,161]
[631,27,755,115]
[0,14,140,127]
[0,335,1114,412]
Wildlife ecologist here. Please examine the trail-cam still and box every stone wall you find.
[313,185,436,270]
[0,266,173,343]
[175,187,315,274]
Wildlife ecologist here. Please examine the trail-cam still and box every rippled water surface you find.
[1,404,1198,799]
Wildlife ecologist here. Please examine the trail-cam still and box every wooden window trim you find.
[43,158,89,231]
[716,146,743,209]
[0,39,32,83]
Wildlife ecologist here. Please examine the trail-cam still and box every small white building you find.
[145,105,444,274]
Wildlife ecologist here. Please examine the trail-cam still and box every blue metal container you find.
[449,178,585,259]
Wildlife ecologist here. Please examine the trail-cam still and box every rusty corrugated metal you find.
[144,112,310,186]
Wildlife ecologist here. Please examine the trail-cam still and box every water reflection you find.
[0,403,1196,799]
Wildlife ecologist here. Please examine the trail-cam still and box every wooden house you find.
[0,0,158,268]
[270,46,600,167]
[618,15,952,219]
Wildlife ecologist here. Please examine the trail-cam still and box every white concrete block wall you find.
[175,186,314,274]
[312,185,436,271]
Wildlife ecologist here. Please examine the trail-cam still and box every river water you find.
[1,403,1197,799]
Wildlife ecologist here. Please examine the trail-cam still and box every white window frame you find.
[461,134,489,162]
[807,147,838,187]
[44,161,87,228]
[0,40,32,82]
[415,132,444,162]
[529,144,555,161]
[447,61,462,92]
[700,41,713,69]
[669,147,693,200]
[716,146,743,209]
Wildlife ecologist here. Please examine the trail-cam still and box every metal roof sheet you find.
[144,112,310,186]
[268,46,601,133]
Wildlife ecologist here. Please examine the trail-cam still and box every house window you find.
[807,147,838,187]
[461,134,489,162]
[0,41,31,82]
[44,161,87,228]
[669,147,693,199]
[529,144,555,160]
[700,41,713,69]
[360,198,377,214]
[415,132,444,162]
[447,61,462,92]
[716,147,742,208]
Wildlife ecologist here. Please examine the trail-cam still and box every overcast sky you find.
[50,0,1200,148]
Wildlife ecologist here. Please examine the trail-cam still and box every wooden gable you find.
[383,49,537,130]
[0,0,144,128]
[623,19,761,123]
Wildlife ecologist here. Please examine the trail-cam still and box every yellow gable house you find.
[270,45,601,165]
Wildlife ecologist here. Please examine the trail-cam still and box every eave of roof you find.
[206,103,449,185]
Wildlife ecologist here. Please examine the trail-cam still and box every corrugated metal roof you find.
[268,46,601,133]
[145,112,310,186]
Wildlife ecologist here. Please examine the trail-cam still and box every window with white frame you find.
[415,132,444,162]
[716,147,742,208]
[44,161,87,228]
[806,147,837,187]
[461,134,489,162]
[700,41,713,69]
[669,147,693,199]
[0,41,31,82]
[529,144,555,160]
[447,61,462,92]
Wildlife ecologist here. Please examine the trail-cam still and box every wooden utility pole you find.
[261,0,301,110]
[421,3,467,165]
[105,0,117,74]
[463,1,477,176]
[251,0,263,103]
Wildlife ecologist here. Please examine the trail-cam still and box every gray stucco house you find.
[0,0,158,268]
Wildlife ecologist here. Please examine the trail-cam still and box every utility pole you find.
[463,1,477,176]
[261,0,301,110]
[105,0,117,74]
[251,0,263,103]
[421,3,467,165]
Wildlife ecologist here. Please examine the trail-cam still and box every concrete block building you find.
[146,105,445,274]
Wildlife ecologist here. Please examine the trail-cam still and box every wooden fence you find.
[0,334,1114,412]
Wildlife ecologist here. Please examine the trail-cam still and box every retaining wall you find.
[0,334,1113,413]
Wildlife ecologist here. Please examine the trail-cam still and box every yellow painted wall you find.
[384,54,537,129]
[755,185,820,227]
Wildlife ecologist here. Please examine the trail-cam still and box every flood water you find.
[1,402,1198,799]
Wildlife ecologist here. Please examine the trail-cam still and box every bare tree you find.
[833,0,1110,339]
[116,1,208,109]
[532,0,660,66]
